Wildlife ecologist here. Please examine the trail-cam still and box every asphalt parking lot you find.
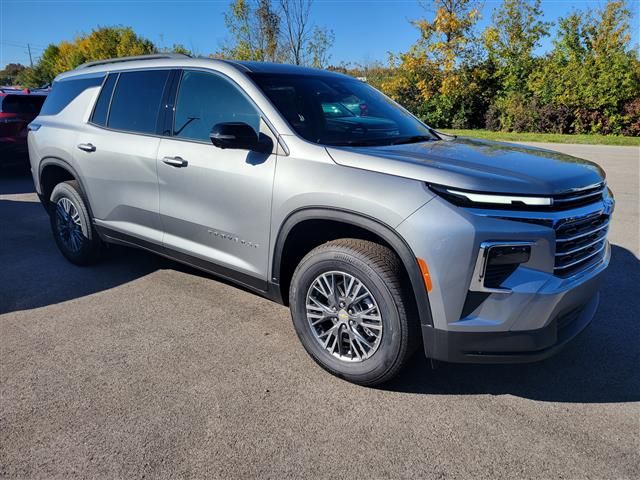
[1,144,639,479]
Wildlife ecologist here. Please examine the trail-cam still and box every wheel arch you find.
[271,207,433,327]
[38,158,94,217]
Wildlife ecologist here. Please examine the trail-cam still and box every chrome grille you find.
[554,213,610,277]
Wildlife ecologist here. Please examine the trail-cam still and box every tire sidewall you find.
[290,248,404,383]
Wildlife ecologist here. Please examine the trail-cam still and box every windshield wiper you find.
[389,135,434,145]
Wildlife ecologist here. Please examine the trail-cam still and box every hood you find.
[325,137,605,195]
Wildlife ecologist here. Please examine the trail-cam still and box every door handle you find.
[162,156,188,168]
[77,143,96,152]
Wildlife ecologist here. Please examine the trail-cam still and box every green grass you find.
[439,129,640,146]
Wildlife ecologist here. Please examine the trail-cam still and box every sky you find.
[1,0,638,68]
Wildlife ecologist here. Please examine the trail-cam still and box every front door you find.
[157,70,277,287]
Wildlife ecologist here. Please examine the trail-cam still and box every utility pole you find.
[27,44,33,67]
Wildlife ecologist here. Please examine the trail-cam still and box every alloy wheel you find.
[55,197,85,253]
[305,271,383,362]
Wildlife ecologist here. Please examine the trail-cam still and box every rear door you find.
[74,69,174,244]
[156,69,277,286]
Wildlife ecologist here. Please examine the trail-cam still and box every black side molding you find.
[95,225,283,303]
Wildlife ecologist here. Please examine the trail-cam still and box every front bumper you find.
[422,290,599,363]
[396,192,612,364]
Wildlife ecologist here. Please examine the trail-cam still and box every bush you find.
[535,103,575,134]
[621,98,640,136]
[484,104,501,131]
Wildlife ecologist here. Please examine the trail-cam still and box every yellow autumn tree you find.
[381,0,482,126]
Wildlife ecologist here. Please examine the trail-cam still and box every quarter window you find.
[173,70,260,142]
[108,70,170,134]
[91,74,117,126]
[39,75,104,116]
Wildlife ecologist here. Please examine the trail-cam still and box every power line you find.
[0,42,45,51]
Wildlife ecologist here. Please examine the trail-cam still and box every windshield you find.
[249,73,438,147]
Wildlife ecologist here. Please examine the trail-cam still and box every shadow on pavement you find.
[0,164,35,194]
[0,193,162,314]
[2,169,638,403]
[385,244,640,404]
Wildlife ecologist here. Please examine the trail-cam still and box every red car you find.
[1,88,47,165]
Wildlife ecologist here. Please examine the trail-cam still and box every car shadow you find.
[383,244,640,403]
[0,164,35,194]
[0,196,164,314]
[0,194,261,314]
[2,171,638,403]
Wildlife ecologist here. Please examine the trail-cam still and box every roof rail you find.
[76,53,191,70]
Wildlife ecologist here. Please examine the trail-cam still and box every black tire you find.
[49,180,102,265]
[289,239,418,386]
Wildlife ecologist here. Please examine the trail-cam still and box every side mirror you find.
[210,122,259,150]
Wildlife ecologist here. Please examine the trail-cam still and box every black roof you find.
[224,60,348,78]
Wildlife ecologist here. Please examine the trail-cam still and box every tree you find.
[529,0,639,133]
[220,0,333,66]
[13,27,155,87]
[222,0,281,61]
[307,26,334,68]
[380,0,483,127]
[0,63,27,85]
[483,0,550,94]
[414,0,480,76]
[279,0,332,66]
[159,43,193,56]
[15,44,60,87]
[279,0,311,65]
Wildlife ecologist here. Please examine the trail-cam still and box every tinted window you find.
[0,95,46,114]
[249,73,437,146]
[108,70,170,134]
[173,70,259,142]
[40,75,104,116]
[91,74,117,126]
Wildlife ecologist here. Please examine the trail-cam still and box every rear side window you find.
[90,74,117,126]
[173,70,260,142]
[108,70,170,134]
[0,95,46,114]
[40,75,104,116]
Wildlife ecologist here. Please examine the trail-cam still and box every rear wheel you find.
[49,180,101,265]
[289,239,418,386]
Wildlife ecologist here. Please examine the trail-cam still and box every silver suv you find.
[28,54,614,385]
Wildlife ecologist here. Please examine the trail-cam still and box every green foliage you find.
[13,27,155,87]
[220,0,334,67]
[368,0,639,136]
[527,1,639,134]
[440,129,640,146]
[484,0,550,94]
[0,63,27,85]
[3,0,637,136]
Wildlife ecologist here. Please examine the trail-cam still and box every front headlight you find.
[428,184,552,208]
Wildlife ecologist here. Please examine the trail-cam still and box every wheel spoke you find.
[360,321,382,330]
[55,197,84,252]
[70,210,81,226]
[305,270,383,363]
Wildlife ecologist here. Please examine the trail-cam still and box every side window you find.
[108,70,170,134]
[90,74,117,126]
[39,75,104,116]
[173,70,260,142]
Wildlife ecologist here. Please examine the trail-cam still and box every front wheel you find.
[49,180,102,265]
[289,239,418,386]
